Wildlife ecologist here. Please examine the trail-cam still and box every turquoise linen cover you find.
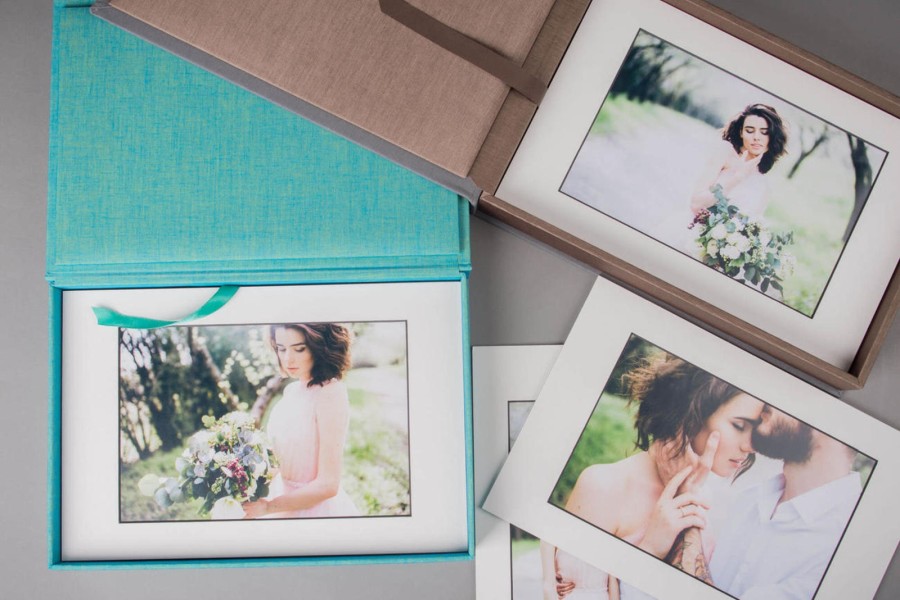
[47,5,469,288]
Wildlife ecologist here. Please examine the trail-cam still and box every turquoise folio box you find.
[48,2,473,568]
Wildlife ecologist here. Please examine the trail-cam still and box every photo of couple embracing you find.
[546,336,872,600]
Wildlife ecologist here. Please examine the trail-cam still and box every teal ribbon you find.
[92,286,240,328]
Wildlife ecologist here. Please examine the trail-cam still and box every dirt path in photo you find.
[512,548,543,600]
[560,111,718,247]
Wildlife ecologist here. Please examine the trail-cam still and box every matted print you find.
[549,334,873,600]
[61,282,468,560]
[119,321,410,522]
[493,0,900,370]
[560,30,886,317]
[483,277,900,600]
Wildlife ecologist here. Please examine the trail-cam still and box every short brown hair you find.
[722,103,788,174]
[626,355,742,456]
[269,323,352,387]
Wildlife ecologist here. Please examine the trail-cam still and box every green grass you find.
[342,389,410,516]
[342,367,410,515]
[120,447,207,522]
[550,393,639,508]
[763,154,855,315]
[590,95,674,137]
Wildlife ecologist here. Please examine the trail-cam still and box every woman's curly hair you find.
[722,103,788,174]
[269,323,352,387]
[626,353,744,460]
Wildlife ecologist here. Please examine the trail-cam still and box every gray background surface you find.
[1,0,896,598]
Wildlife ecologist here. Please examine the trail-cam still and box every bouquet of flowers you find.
[138,411,278,519]
[690,185,795,295]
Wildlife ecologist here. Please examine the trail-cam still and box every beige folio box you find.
[93,0,900,390]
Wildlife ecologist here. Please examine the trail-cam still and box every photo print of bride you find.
[547,335,873,600]
[118,321,411,522]
[560,30,887,317]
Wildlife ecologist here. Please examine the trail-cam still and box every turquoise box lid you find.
[47,6,468,288]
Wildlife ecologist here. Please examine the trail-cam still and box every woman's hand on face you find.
[638,466,710,559]
[655,431,720,496]
[241,499,269,519]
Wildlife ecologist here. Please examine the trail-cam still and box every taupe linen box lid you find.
[98,0,570,199]
[93,0,899,390]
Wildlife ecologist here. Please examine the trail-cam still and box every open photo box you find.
[48,4,472,568]
[483,277,900,600]
[88,0,900,389]
[474,345,660,600]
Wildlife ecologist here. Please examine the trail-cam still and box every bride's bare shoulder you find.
[574,456,642,498]
[566,460,642,531]
[310,378,349,405]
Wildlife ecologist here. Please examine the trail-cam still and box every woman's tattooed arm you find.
[665,527,713,584]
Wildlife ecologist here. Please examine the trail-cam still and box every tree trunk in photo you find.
[119,330,160,458]
[187,327,241,411]
[250,374,285,426]
[787,125,830,179]
[843,133,873,242]
[120,388,152,461]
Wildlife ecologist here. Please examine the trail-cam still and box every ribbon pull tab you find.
[92,286,240,329]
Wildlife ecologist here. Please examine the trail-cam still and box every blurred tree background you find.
[550,337,665,508]
[119,322,410,521]
[564,30,887,316]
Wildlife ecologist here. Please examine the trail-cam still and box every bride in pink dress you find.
[242,323,360,519]
[542,356,762,599]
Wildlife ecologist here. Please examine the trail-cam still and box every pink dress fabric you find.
[261,380,360,518]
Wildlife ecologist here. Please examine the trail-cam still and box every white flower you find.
[710,223,728,240]
[138,474,162,497]
[213,451,229,465]
[724,230,751,252]
[209,496,246,520]
[222,411,254,428]
[758,230,772,247]
[721,245,741,260]
[706,240,719,257]
[251,461,267,478]
[188,430,214,452]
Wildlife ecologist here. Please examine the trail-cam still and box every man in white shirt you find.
[665,404,863,600]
